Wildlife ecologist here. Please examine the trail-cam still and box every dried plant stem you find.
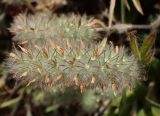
[96,15,160,33]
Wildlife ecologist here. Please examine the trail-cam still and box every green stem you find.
[121,0,125,23]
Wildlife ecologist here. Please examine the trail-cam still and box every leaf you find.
[124,0,130,10]
[0,97,21,108]
[0,13,5,21]
[132,0,144,15]
[128,32,141,60]
[137,109,146,116]
[108,0,116,28]
[140,33,156,61]
[45,105,59,113]
[0,75,5,88]
[111,95,122,107]
[143,50,154,64]
[152,106,160,116]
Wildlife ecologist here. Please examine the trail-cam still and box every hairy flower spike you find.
[7,40,142,95]
[9,13,96,43]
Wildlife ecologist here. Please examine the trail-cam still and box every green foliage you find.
[152,106,160,116]
[0,12,5,27]
[140,33,156,62]
[129,32,141,60]
[137,109,146,116]
[129,32,156,64]
[0,96,21,108]
[81,90,99,112]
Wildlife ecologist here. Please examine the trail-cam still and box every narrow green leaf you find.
[138,109,146,116]
[108,0,116,28]
[143,50,154,64]
[0,97,21,108]
[111,95,122,107]
[128,32,141,60]
[152,106,160,116]
[124,0,130,10]
[132,0,144,15]
[140,33,156,61]
[45,105,59,113]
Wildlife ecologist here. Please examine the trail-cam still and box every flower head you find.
[9,13,96,43]
[7,39,142,96]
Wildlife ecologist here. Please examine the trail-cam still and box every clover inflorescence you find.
[9,12,96,43]
[8,39,141,94]
[7,9,143,95]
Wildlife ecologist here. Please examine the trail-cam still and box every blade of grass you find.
[143,50,154,64]
[132,0,144,15]
[0,97,21,108]
[124,0,130,10]
[108,0,116,28]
